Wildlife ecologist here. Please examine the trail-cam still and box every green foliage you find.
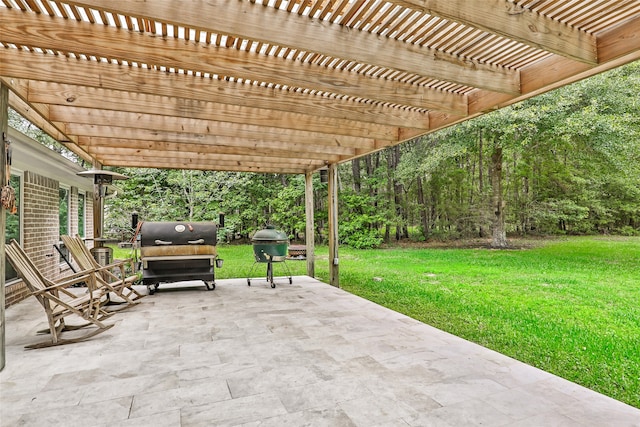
[530,199,591,234]
[101,61,640,244]
[122,237,640,408]
[335,237,640,408]
[105,169,323,242]
[338,193,384,248]
[270,175,307,240]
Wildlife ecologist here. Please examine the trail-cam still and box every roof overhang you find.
[1,0,639,174]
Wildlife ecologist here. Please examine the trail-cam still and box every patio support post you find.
[92,161,103,247]
[0,82,8,370]
[328,163,339,287]
[305,171,315,278]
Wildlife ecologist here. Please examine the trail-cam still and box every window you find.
[59,187,69,236]
[78,192,86,238]
[5,174,21,282]
[58,186,70,263]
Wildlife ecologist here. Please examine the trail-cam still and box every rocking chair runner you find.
[5,239,115,349]
[60,235,145,307]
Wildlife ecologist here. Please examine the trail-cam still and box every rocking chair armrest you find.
[56,268,97,283]
[32,270,96,295]
[110,257,133,266]
[93,256,132,271]
[93,264,124,279]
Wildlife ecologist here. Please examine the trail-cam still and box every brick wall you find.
[5,171,95,307]
[22,171,60,281]
[4,281,29,307]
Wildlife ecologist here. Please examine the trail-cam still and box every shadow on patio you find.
[2,277,639,426]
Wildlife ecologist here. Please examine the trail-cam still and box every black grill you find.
[140,221,219,294]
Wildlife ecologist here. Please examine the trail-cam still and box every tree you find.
[99,61,640,246]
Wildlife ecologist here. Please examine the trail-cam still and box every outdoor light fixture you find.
[77,169,128,185]
[77,169,128,196]
[320,169,328,183]
[77,169,129,245]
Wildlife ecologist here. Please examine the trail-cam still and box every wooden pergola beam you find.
[78,137,349,161]
[390,0,598,64]
[0,8,475,111]
[0,50,450,124]
[1,79,92,162]
[397,14,640,144]
[54,108,378,149]
[63,0,520,94]
[90,147,325,168]
[66,122,375,152]
[102,157,311,174]
[24,81,412,139]
[468,16,640,118]
[77,131,355,156]
[81,141,342,164]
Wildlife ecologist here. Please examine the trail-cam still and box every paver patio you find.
[1,276,639,426]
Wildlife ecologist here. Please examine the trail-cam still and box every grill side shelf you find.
[141,254,216,269]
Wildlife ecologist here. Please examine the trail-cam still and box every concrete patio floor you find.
[1,276,639,426]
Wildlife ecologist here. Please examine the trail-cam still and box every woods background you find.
[13,62,639,248]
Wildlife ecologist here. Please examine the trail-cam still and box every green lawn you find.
[115,236,640,408]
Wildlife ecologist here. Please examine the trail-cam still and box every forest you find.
[99,61,639,249]
[11,61,638,249]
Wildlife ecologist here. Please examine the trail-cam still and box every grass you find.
[112,236,640,408]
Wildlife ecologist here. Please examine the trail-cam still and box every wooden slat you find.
[100,156,313,174]
[62,119,377,151]
[0,11,467,114]
[389,0,598,64]
[458,14,640,124]
[87,146,325,168]
[78,137,345,162]
[596,14,640,63]
[46,101,398,141]
[0,1,638,175]
[24,81,418,138]
[2,79,92,161]
[77,131,357,156]
[60,0,520,93]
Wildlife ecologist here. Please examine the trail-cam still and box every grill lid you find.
[252,225,288,242]
[140,221,217,247]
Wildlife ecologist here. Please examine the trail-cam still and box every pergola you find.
[1,1,640,363]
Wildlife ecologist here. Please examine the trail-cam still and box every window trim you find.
[77,191,86,239]
[5,170,23,285]
[58,184,71,267]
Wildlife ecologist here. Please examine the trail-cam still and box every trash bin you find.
[90,247,112,266]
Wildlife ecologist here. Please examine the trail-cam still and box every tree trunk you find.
[352,158,361,193]
[385,149,395,242]
[417,176,429,239]
[386,146,405,241]
[365,153,375,198]
[490,144,508,248]
[478,130,486,238]
[365,153,382,230]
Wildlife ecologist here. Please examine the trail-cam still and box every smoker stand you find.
[142,254,217,294]
[247,253,292,288]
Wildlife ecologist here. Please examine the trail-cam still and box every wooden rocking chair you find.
[61,235,145,307]
[5,239,115,349]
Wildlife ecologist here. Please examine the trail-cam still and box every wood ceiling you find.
[1,0,639,174]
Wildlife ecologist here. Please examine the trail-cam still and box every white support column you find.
[328,163,339,288]
[0,82,8,370]
[92,161,103,247]
[304,171,315,278]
